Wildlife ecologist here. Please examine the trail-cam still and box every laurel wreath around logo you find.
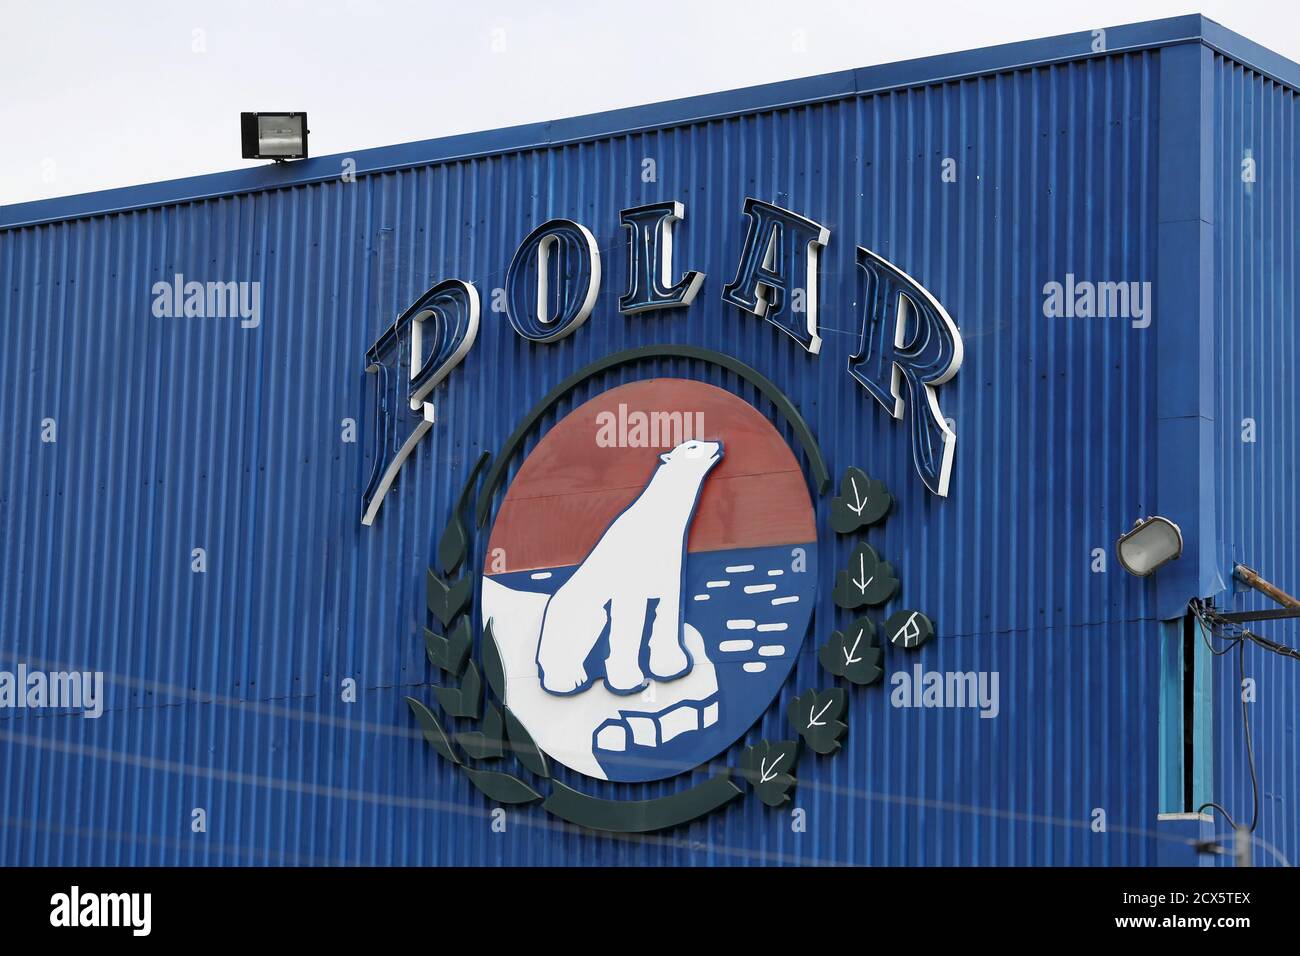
[407,450,936,831]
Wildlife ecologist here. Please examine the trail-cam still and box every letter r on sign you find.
[848,246,963,497]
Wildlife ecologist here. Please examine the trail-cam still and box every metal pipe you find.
[1233,564,1300,609]
[1235,825,1253,867]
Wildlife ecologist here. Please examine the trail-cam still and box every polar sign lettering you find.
[361,198,963,525]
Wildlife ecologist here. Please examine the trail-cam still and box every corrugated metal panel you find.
[1210,53,1299,867]
[0,43,1185,866]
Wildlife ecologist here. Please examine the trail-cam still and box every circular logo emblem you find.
[481,378,817,782]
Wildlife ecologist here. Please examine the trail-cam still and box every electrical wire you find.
[1240,627,1300,661]
[1192,596,1300,661]
[1188,600,1263,834]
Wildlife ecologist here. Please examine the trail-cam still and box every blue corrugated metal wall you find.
[1210,53,1299,867]
[0,27,1282,865]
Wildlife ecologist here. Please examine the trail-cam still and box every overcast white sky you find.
[2,0,1298,207]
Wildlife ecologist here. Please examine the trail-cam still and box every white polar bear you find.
[537,438,723,695]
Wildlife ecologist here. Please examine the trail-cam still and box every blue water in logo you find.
[490,542,816,782]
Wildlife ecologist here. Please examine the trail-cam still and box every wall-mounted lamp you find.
[1116,516,1184,577]
[241,112,309,161]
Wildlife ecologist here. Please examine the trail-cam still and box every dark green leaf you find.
[437,514,469,577]
[406,696,460,765]
[787,688,848,755]
[832,542,899,608]
[818,616,884,685]
[504,706,549,778]
[424,617,472,675]
[481,619,506,701]
[830,467,892,533]
[883,609,935,650]
[461,702,505,760]
[462,767,543,805]
[427,570,473,627]
[434,660,481,718]
[738,740,799,808]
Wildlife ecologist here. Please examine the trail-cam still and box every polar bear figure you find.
[537,438,723,695]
